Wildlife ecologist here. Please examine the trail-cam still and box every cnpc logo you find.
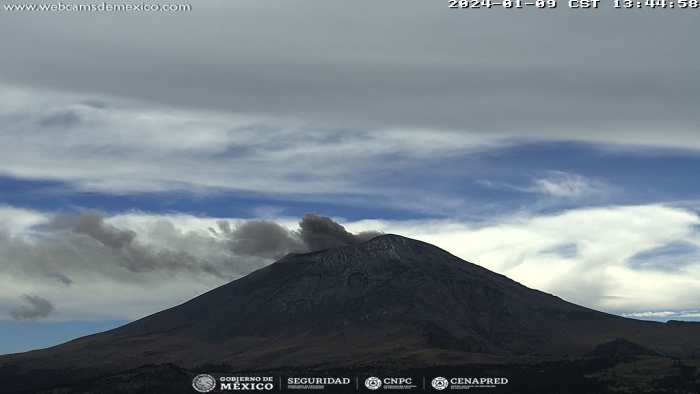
[365,377,382,390]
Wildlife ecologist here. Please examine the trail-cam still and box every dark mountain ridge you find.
[2,234,699,392]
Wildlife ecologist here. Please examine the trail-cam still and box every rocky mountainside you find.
[1,234,699,392]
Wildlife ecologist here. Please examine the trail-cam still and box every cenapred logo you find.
[431,377,449,390]
[436,377,509,390]
[192,374,217,393]
[365,376,382,390]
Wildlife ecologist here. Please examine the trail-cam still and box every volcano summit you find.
[2,234,699,393]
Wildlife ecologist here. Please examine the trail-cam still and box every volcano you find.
[2,234,699,393]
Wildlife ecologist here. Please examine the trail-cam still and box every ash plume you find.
[298,212,381,251]
[219,212,382,256]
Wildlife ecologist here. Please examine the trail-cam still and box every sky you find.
[1,0,700,355]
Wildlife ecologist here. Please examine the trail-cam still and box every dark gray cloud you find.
[9,294,55,320]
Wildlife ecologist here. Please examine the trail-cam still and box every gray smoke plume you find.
[298,212,381,251]
[210,212,382,258]
[9,294,55,320]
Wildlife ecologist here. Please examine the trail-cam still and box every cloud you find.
[479,171,610,200]
[527,172,608,199]
[0,206,47,235]
[0,86,690,223]
[9,294,55,320]
[622,311,677,318]
[622,310,700,319]
[0,87,503,204]
[1,4,699,150]
[0,7,698,217]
